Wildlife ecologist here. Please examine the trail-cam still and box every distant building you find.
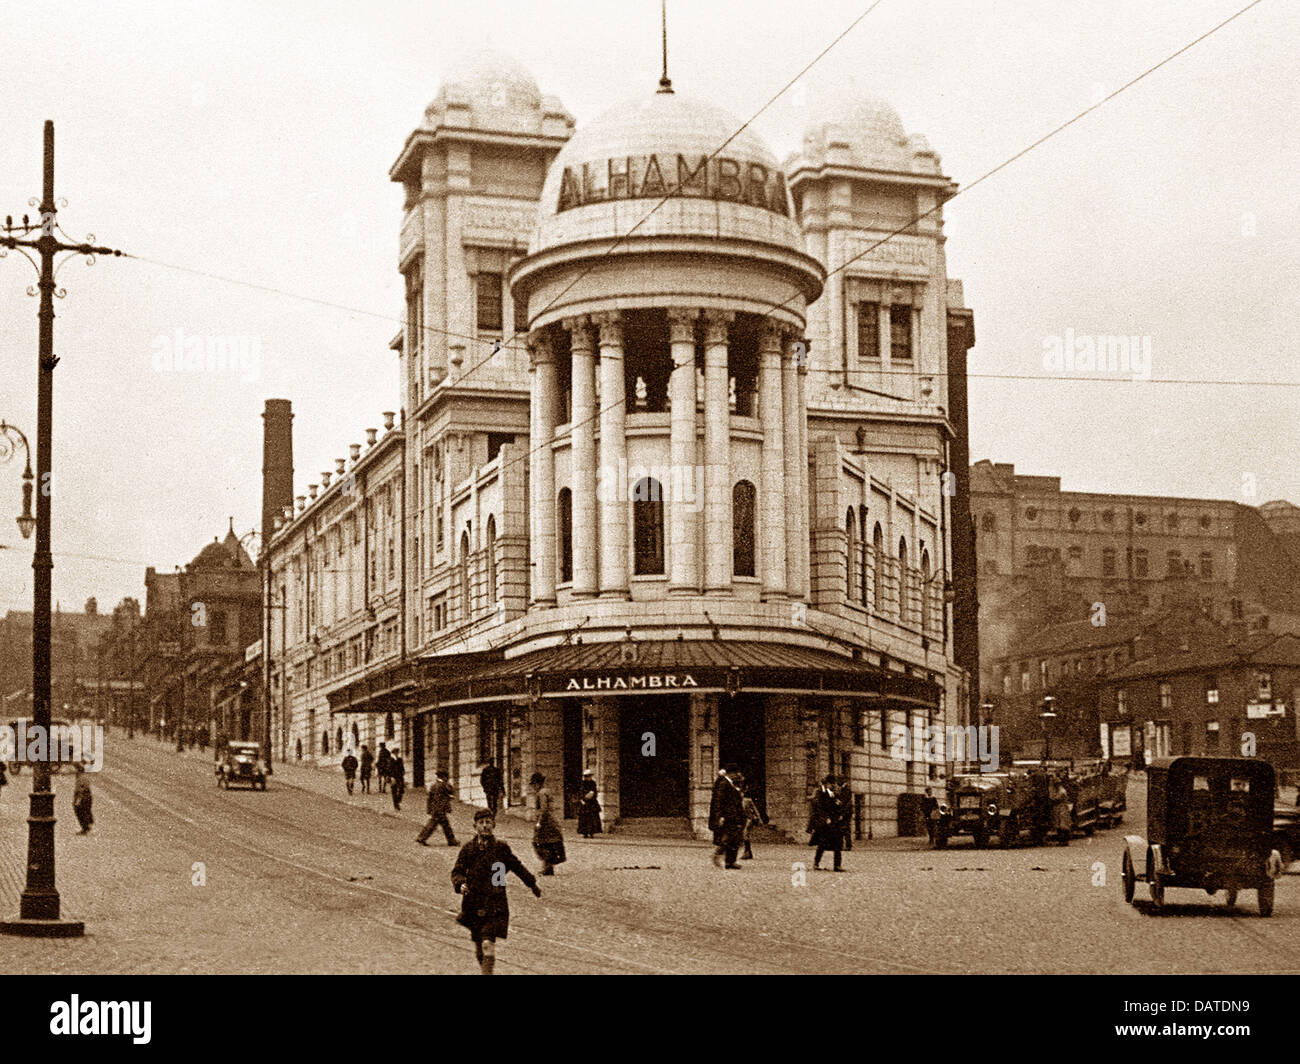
[971,460,1300,705]
[0,604,112,719]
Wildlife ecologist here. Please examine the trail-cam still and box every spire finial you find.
[657,0,673,94]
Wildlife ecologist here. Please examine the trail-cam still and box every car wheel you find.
[1122,850,1135,904]
[1258,882,1274,918]
[1084,824,1095,837]
[1224,888,1238,908]
[1150,867,1164,910]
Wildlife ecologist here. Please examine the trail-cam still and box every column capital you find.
[703,309,734,347]
[592,310,623,346]
[666,306,699,345]
[759,320,787,355]
[564,316,594,354]
[527,330,554,367]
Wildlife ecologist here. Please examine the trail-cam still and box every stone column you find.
[595,312,629,597]
[797,352,810,601]
[668,308,699,596]
[702,311,734,594]
[758,322,787,599]
[782,334,803,600]
[529,333,558,607]
[567,317,598,597]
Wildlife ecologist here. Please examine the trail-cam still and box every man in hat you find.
[389,747,405,811]
[417,769,458,846]
[451,808,541,975]
[480,760,503,816]
[808,774,845,871]
[709,765,746,869]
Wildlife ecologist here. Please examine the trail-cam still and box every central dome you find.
[533,91,804,254]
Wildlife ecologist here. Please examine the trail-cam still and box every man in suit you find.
[418,769,457,846]
[480,761,503,815]
[389,748,406,811]
[709,765,746,869]
[808,774,845,871]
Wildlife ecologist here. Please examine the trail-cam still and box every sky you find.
[0,0,1296,615]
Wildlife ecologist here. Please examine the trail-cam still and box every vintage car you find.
[4,718,78,775]
[1013,759,1105,839]
[1274,804,1299,868]
[216,740,267,790]
[1121,756,1283,916]
[937,773,1036,848]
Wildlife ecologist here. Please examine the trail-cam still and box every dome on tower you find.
[795,90,941,175]
[419,50,571,138]
[532,90,805,255]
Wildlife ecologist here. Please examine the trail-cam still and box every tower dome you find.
[532,91,806,256]
[796,90,940,175]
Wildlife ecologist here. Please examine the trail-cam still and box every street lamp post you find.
[1040,695,1058,762]
[0,422,36,541]
[0,122,121,937]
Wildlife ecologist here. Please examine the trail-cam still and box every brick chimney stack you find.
[261,399,294,550]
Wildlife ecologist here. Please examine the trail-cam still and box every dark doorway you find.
[435,713,450,776]
[562,700,583,818]
[619,695,689,817]
[719,694,767,818]
[412,714,425,788]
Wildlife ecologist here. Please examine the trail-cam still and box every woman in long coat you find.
[529,772,566,874]
[577,769,602,838]
[1051,779,1073,845]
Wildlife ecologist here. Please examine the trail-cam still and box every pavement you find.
[2,736,1297,974]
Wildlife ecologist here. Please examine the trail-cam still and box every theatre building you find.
[271,53,977,838]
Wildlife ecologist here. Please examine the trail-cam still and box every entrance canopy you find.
[329,640,939,713]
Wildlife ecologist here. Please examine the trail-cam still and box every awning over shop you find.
[425,640,939,709]
[327,651,504,715]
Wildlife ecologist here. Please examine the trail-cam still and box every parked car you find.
[4,717,77,775]
[216,741,267,790]
[1121,756,1283,916]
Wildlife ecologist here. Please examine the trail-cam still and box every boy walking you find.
[451,808,542,975]
[341,750,358,795]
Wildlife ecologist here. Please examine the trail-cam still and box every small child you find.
[451,808,541,975]
[740,780,761,860]
[73,763,93,834]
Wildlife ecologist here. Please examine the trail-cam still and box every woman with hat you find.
[577,768,602,838]
[529,771,566,875]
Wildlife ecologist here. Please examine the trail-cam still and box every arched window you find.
[633,478,664,575]
[384,711,395,740]
[351,722,359,746]
[321,730,329,755]
[898,537,909,623]
[872,524,885,612]
[920,548,932,634]
[981,512,996,532]
[485,515,498,604]
[557,489,573,584]
[336,726,344,751]
[733,481,756,577]
[845,508,857,600]
[858,506,869,605]
[460,531,471,617]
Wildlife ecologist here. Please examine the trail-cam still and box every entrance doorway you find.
[619,695,689,817]
[411,714,425,788]
[562,700,583,818]
[719,694,767,818]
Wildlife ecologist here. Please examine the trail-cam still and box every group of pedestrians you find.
[708,764,764,868]
[339,742,404,809]
[807,773,852,871]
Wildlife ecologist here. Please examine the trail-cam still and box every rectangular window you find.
[1159,681,1172,711]
[1116,688,1128,715]
[1205,720,1219,748]
[435,504,444,554]
[856,301,880,360]
[209,610,227,645]
[1166,550,1183,577]
[1019,663,1030,692]
[1039,660,1048,687]
[1102,547,1116,577]
[1256,671,1273,702]
[406,261,424,360]
[476,272,503,333]
[1199,552,1213,579]
[1205,675,1219,704]
[889,304,912,361]
[1134,549,1148,578]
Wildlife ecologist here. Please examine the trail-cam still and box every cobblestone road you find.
[2,736,1296,974]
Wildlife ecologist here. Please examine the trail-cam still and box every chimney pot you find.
[335,458,346,474]
[321,471,332,488]
[349,443,361,461]
[365,428,378,447]
[382,411,396,431]
[308,484,318,500]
